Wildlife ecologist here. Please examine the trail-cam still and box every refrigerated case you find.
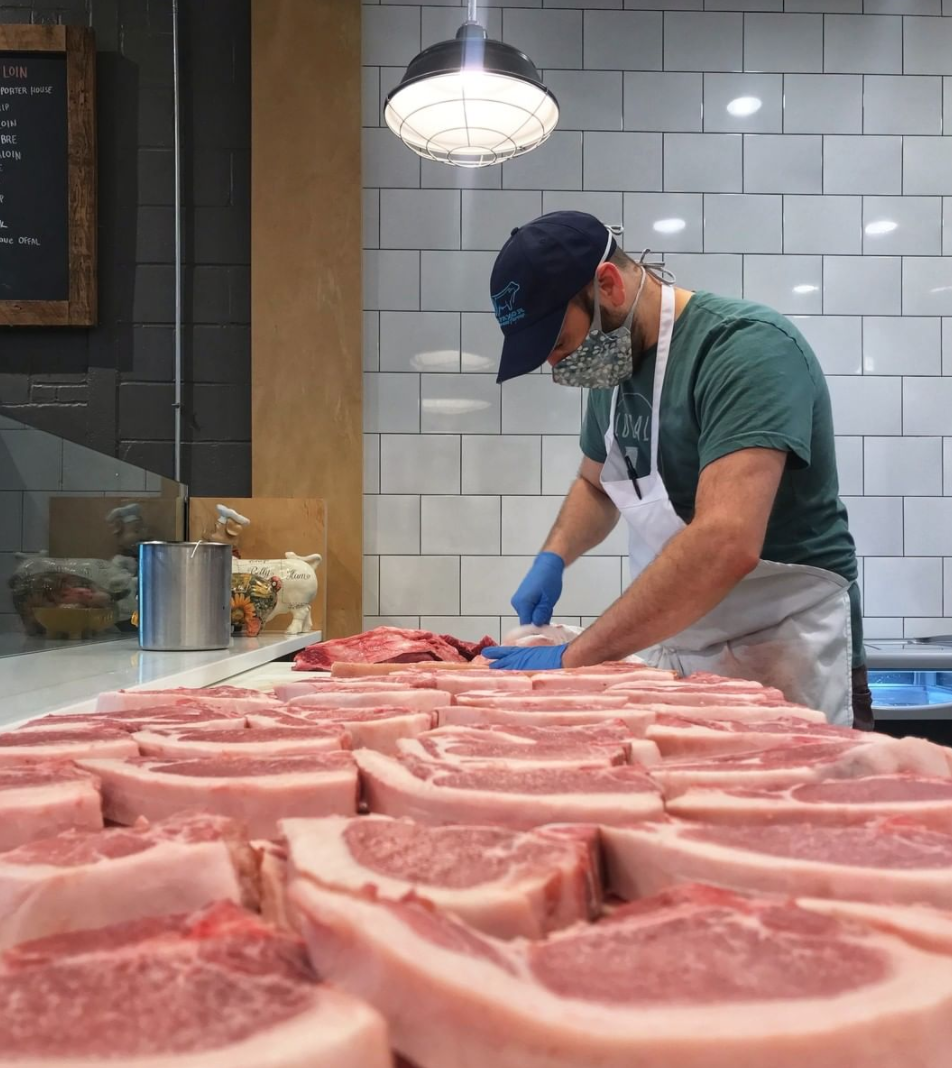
[865,639,952,745]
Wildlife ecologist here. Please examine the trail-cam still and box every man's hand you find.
[511,552,565,626]
[563,447,788,667]
[483,644,567,671]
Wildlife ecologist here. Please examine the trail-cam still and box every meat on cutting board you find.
[0,728,138,765]
[293,625,493,671]
[95,686,282,714]
[78,752,359,838]
[264,706,436,755]
[397,722,661,769]
[288,689,450,713]
[133,724,350,759]
[0,812,258,950]
[0,762,103,852]
[601,816,952,909]
[0,900,391,1068]
[650,736,952,795]
[646,713,852,758]
[440,702,657,736]
[290,880,952,1068]
[667,774,952,830]
[282,815,602,939]
[356,751,664,828]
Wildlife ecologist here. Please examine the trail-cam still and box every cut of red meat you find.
[282,815,602,939]
[0,900,391,1067]
[78,752,359,837]
[291,880,952,1068]
[95,686,281,715]
[293,626,494,672]
[440,702,656,736]
[647,713,851,758]
[603,816,952,909]
[356,751,664,828]
[398,722,661,769]
[530,667,677,691]
[651,736,952,795]
[133,724,350,759]
[667,774,952,831]
[273,706,436,754]
[0,812,258,950]
[330,661,482,678]
[288,688,450,713]
[26,707,245,732]
[389,670,534,696]
[0,729,138,764]
[274,677,437,702]
[453,692,631,711]
[0,762,103,852]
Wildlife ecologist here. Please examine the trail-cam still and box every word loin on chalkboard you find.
[0,24,96,327]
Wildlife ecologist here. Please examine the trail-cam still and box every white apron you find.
[599,284,853,725]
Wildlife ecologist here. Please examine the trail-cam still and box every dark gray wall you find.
[0,0,251,496]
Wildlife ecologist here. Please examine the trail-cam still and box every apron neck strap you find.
[649,283,676,472]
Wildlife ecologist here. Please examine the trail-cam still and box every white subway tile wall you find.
[363,1,952,640]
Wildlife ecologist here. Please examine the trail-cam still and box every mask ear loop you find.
[637,247,677,287]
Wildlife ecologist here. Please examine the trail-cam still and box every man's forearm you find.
[562,520,757,666]
[542,477,620,566]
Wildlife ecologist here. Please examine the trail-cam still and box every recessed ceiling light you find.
[864,220,898,236]
[726,96,762,117]
[653,217,686,235]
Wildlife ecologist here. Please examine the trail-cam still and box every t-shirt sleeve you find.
[694,321,815,472]
[580,389,610,463]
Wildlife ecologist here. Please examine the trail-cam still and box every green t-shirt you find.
[580,290,864,668]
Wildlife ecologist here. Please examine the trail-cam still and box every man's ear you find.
[595,261,626,307]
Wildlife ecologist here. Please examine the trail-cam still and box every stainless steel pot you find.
[138,541,232,651]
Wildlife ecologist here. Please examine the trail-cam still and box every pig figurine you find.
[231,552,322,635]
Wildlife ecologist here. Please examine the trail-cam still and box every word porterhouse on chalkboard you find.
[0,25,96,327]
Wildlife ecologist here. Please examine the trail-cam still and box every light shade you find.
[384,22,559,168]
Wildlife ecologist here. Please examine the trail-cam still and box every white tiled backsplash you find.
[362,0,952,645]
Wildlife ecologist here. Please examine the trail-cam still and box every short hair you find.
[609,245,635,269]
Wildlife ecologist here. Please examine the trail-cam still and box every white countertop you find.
[0,632,321,728]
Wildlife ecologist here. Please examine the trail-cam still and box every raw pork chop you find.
[293,626,493,671]
[288,689,449,713]
[95,686,281,714]
[133,724,349,759]
[78,752,359,837]
[330,660,483,678]
[651,737,952,795]
[282,815,601,939]
[530,667,677,691]
[356,751,663,828]
[0,900,391,1068]
[646,713,850,758]
[0,812,257,950]
[453,692,631,712]
[0,728,138,764]
[667,774,952,831]
[25,706,244,732]
[291,880,952,1068]
[0,762,102,852]
[398,722,661,769]
[275,677,434,702]
[602,816,952,909]
[392,670,534,696]
[440,702,656,736]
[270,706,436,754]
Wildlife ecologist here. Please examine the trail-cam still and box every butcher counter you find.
[0,630,320,729]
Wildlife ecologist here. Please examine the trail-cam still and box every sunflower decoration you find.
[230,573,282,637]
[231,592,258,635]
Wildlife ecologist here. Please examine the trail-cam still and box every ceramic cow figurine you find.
[231,552,322,636]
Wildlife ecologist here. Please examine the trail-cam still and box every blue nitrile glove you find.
[511,552,565,626]
[483,644,567,671]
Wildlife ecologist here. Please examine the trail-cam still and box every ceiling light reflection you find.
[653,217,686,235]
[726,96,762,117]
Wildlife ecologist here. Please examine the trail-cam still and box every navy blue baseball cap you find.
[490,211,616,384]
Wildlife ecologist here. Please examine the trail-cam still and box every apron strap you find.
[649,283,676,474]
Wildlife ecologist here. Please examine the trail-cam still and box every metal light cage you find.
[384,21,560,169]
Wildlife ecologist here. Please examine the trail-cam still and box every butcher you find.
[482,210,869,729]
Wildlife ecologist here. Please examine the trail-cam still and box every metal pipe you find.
[467,0,478,23]
[172,0,183,483]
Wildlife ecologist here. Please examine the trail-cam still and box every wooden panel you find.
[250,0,362,639]
[48,496,184,559]
[0,24,96,326]
[188,497,327,636]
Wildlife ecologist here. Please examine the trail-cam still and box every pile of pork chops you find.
[2,631,952,1068]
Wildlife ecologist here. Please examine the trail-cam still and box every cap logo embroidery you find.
[491,281,525,327]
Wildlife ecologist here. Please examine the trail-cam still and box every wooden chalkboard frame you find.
[0,25,96,326]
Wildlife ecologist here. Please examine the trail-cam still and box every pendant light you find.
[384,0,559,169]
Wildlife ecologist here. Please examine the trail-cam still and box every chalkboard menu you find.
[0,26,96,326]
[0,52,69,301]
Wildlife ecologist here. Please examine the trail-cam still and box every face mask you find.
[552,266,648,389]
